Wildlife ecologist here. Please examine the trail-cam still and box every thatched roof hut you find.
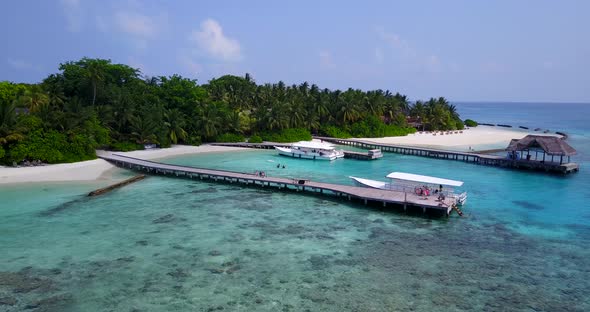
[505,135,576,156]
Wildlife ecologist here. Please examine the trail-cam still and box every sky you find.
[1,0,589,103]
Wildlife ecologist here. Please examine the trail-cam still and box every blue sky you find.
[1,0,588,102]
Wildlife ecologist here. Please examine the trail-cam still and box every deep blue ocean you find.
[0,102,589,311]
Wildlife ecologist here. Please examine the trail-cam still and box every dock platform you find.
[99,153,461,217]
[314,137,579,174]
[343,149,383,160]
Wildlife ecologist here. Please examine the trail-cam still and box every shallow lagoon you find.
[1,146,589,311]
[1,102,590,311]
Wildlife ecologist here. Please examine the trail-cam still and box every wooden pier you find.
[99,153,461,217]
[314,137,579,174]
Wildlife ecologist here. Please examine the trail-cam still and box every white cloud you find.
[115,11,157,39]
[60,0,82,32]
[375,26,414,58]
[95,7,166,50]
[319,50,335,69]
[189,19,242,62]
[6,58,36,71]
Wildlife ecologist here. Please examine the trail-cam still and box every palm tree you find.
[285,100,304,128]
[43,78,66,109]
[364,90,384,117]
[338,89,361,124]
[60,97,92,131]
[196,102,224,140]
[224,110,243,134]
[16,86,49,112]
[411,100,428,131]
[164,109,187,144]
[86,59,106,106]
[304,84,325,131]
[426,99,450,130]
[446,102,459,120]
[0,100,16,133]
[0,100,23,151]
[129,115,159,144]
[395,93,410,115]
[383,100,399,124]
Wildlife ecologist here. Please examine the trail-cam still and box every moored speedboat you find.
[350,172,467,205]
[275,141,345,161]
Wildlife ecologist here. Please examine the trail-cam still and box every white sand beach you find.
[354,125,561,152]
[0,145,246,184]
[0,127,562,184]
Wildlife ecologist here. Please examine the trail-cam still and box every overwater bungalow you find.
[505,135,577,165]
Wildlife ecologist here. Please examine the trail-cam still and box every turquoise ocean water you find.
[1,102,589,311]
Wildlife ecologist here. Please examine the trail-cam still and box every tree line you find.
[0,57,464,165]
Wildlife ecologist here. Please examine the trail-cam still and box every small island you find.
[1,58,465,167]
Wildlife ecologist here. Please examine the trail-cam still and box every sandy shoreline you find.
[0,145,247,185]
[0,126,562,184]
[354,125,560,152]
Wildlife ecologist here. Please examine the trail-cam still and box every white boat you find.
[275,141,345,161]
[350,172,467,205]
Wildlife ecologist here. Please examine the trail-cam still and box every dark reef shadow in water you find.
[190,186,219,194]
[512,200,545,211]
[0,267,73,311]
[353,219,590,311]
[38,196,90,217]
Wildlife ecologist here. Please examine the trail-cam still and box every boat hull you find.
[275,146,342,161]
[349,176,390,189]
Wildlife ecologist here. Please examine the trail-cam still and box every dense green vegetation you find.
[0,58,464,165]
[464,119,478,127]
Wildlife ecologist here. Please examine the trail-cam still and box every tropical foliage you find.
[0,58,464,165]
[464,119,478,127]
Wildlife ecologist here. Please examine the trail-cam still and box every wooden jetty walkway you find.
[99,153,460,217]
[314,137,579,174]
[211,142,382,160]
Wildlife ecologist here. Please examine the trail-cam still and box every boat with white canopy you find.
[275,141,345,161]
[350,172,467,205]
